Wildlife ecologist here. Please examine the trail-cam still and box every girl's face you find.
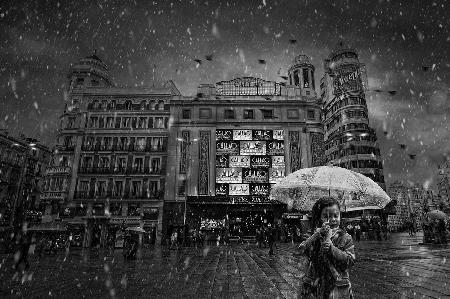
[320,204,341,228]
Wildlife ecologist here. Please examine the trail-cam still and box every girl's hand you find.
[322,240,332,252]
[319,223,331,237]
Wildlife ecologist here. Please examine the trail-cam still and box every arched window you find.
[149,101,156,110]
[92,100,98,110]
[101,100,108,110]
[157,100,164,111]
[140,100,146,111]
[125,100,132,110]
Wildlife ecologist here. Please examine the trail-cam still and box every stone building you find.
[164,54,324,241]
[0,130,51,229]
[41,55,177,247]
[437,161,450,203]
[320,43,385,190]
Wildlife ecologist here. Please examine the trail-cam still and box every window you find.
[106,117,114,128]
[134,158,144,173]
[90,117,98,128]
[151,158,161,174]
[138,117,146,128]
[67,117,76,128]
[199,108,211,119]
[303,68,310,88]
[182,109,191,119]
[224,109,235,119]
[155,117,164,128]
[91,79,99,86]
[149,181,158,197]
[244,109,254,119]
[131,181,142,197]
[178,179,186,196]
[307,110,315,120]
[136,137,146,151]
[99,117,105,128]
[287,109,299,119]
[261,109,274,119]
[147,117,153,128]
[76,78,84,86]
[122,117,130,128]
[113,181,123,197]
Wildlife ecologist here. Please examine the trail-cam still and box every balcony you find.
[110,216,141,225]
[79,167,163,175]
[80,145,167,153]
[40,191,67,201]
[56,144,75,152]
[73,190,164,200]
[45,166,71,175]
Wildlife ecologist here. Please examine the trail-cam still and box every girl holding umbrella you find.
[298,197,356,298]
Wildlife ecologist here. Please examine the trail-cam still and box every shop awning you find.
[28,222,68,232]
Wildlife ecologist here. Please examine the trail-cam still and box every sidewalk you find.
[0,233,449,298]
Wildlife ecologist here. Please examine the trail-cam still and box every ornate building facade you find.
[0,131,51,231]
[164,54,324,239]
[41,55,178,246]
[437,161,450,203]
[320,43,385,190]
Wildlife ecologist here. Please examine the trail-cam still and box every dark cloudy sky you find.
[1,0,449,191]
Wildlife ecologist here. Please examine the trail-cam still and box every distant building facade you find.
[437,161,450,203]
[320,43,385,190]
[0,131,51,229]
[41,55,178,247]
[164,54,324,240]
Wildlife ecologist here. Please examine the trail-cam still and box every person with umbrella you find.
[298,197,355,298]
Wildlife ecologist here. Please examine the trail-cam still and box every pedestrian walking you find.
[14,232,31,271]
[354,223,361,242]
[298,197,355,298]
[267,224,276,255]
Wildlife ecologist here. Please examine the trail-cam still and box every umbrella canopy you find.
[427,210,448,221]
[270,166,391,212]
[125,227,146,233]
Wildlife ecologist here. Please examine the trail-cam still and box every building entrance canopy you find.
[187,196,284,205]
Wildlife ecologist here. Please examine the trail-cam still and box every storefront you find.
[186,196,285,240]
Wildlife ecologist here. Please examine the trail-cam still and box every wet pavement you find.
[1,232,449,298]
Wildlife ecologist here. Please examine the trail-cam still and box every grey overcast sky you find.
[1,0,449,190]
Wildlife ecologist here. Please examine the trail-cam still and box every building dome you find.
[67,53,113,88]
[293,54,312,65]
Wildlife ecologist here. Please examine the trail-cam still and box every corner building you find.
[164,55,324,240]
[320,44,386,190]
[41,55,177,247]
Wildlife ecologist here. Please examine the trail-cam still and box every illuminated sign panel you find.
[216,77,282,96]
[273,130,284,140]
[250,156,271,168]
[216,168,242,183]
[240,141,266,155]
[216,141,239,154]
[253,130,272,140]
[215,129,286,201]
[216,129,233,140]
[215,183,228,196]
[271,156,285,168]
[229,184,250,196]
[229,155,251,168]
[267,141,285,155]
[250,184,271,196]
[216,155,229,168]
[233,130,252,140]
[269,168,285,183]
[243,168,269,183]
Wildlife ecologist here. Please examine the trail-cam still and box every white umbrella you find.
[125,227,146,233]
[270,166,391,212]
